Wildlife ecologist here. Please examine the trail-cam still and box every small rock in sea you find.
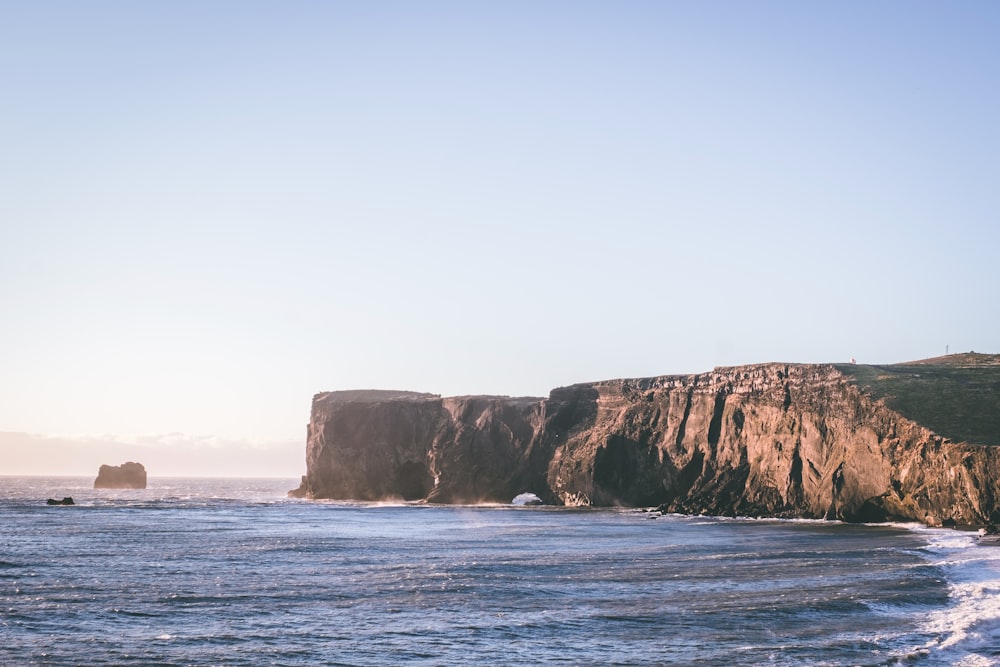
[46,497,75,506]
[94,462,147,489]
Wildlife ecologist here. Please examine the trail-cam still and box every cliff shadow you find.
[393,461,434,501]
[592,435,672,507]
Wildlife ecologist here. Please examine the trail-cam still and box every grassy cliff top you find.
[835,353,1000,446]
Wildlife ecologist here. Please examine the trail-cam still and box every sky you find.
[2,1,998,476]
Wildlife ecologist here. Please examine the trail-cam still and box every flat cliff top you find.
[313,390,544,405]
[314,390,441,403]
[836,353,1000,446]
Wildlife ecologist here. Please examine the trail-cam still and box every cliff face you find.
[291,360,1000,526]
[291,390,549,504]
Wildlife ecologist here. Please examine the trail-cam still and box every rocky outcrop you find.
[94,462,147,489]
[291,358,1000,526]
[289,390,548,504]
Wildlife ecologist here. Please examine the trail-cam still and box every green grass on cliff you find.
[835,353,1000,446]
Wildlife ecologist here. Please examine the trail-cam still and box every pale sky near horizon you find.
[2,2,998,476]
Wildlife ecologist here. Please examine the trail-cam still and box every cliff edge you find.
[290,356,1000,526]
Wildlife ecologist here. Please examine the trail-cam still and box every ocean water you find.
[3,477,1000,666]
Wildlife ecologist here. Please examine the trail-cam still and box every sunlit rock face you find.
[291,390,550,504]
[94,461,147,489]
[291,361,1000,526]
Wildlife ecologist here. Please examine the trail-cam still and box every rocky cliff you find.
[290,355,1000,526]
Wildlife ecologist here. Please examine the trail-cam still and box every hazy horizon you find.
[0,430,304,477]
[3,2,998,476]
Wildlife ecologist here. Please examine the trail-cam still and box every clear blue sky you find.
[2,2,997,475]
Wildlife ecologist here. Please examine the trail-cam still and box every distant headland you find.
[291,353,1000,527]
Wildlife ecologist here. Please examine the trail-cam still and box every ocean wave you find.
[903,525,1000,664]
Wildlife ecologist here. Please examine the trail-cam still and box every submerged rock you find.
[290,356,1000,526]
[94,462,147,489]
[46,497,74,505]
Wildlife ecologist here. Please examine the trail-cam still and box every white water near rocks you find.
[2,477,1000,666]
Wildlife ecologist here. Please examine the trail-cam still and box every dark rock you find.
[46,497,74,505]
[94,462,147,489]
[287,475,309,498]
[289,358,1000,526]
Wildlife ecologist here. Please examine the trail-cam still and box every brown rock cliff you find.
[291,358,1000,525]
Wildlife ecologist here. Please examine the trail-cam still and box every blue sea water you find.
[2,477,1000,666]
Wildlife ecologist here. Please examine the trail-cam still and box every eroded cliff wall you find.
[291,361,1000,526]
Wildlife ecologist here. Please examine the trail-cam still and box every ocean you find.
[2,477,999,666]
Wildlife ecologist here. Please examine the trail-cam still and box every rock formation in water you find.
[94,462,147,489]
[290,354,1000,526]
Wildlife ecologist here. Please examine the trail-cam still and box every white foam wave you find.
[905,526,1000,663]
[923,580,1000,643]
[922,529,982,553]
[511,492,543,506]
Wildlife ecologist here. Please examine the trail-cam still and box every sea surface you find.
[3,477,1000,666]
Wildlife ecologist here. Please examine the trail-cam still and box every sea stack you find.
[94,462,147,489]
[291,354,1000,527]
